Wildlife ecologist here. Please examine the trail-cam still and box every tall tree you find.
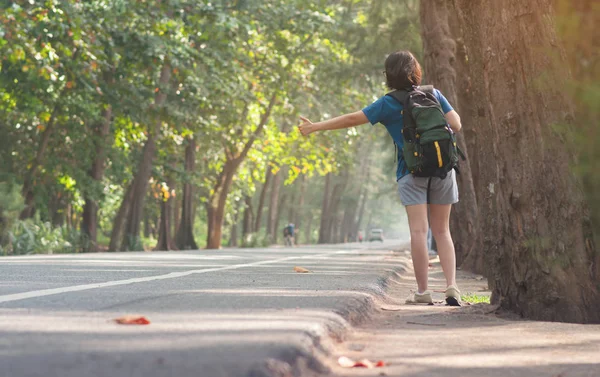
[446,0,599,323]
[176,136,198,250]
[81,106,112,251]
[117,62,171,251]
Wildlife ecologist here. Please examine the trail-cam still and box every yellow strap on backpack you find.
[434,141,443,168]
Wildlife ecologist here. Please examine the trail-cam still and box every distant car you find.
[369,229,384,242]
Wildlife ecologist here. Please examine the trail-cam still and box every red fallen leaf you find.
[354,359,374,368]
[338,356,386,368]
[114,316,150,325]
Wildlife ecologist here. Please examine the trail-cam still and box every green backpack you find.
[387,85,463,178]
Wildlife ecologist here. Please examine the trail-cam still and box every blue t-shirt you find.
[362,89,454,181]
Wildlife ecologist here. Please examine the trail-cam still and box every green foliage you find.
[461,293,491,305]
[0,0,421,252]
[0,183,24,245]
[1,217,88,256]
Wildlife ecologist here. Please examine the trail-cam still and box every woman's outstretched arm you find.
[298,111,368,136]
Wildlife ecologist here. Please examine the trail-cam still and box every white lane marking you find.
[0,250,354,304]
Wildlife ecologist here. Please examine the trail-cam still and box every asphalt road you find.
[0,241,409,377]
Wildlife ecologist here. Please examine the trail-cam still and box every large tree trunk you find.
[254,166,273,233]
[121,135,158,250]
[120,63,171,251]
[446,0,600,323]
[206,161,236,249]
[176,137,198,250]
[420,0,481,271]
[81,106,112,252]
[108,183,133,251]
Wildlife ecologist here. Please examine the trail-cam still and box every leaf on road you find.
[293,266,311,273]
[338,356,386,368]
[114,316,151,325]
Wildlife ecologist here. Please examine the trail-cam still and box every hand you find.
[298,116,317,136]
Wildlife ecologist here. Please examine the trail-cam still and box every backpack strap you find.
[386,86,435,104]
[419,85,434,94]
[386,90,409,106]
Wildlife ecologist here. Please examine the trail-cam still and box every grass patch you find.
[461,293,491,304]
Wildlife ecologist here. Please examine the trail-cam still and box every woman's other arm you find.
[445,110,462,133]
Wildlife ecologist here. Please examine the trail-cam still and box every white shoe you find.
[413,291,433,304]
[445,285,462,306]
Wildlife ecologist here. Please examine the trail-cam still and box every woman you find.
[298,51,462,306]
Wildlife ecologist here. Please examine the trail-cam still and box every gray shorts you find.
[397,170,459,206]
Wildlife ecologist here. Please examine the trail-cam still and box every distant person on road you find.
[284,223,295,247]
[298,51,462,306]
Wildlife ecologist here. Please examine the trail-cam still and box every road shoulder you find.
[327,256,600,377]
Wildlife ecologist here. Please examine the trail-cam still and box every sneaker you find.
[445,285,462,306]
[413,291,433,305]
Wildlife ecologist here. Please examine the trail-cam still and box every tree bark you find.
[176,137,198,250]
[420,0,481,271]
[81,106,112,252]
[446,0,600,323]
[206,161,236,249]
[120,63,171,251]
[108,183,133,252]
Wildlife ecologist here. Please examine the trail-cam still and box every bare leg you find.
[429,204,457,288]
[405,204,429,293]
